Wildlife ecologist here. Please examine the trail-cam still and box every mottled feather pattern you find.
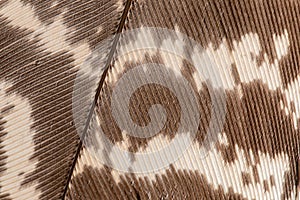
[0,0,299,200]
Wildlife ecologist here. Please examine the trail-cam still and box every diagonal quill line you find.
[61,0,133,198]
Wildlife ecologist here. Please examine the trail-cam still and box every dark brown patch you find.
[63,0,124,48]
[252,166,260,183]
[18,172,25,176]
[127,0,226,49]
[231,63,241,85]
[241,172,252,186]
[66,163,245,200]
[128,83,181,152]
[290,102,296,113]
[263,180,269,192]
[270,175,276,187]
[216,139,237,163]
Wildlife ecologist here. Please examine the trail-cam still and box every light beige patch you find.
[192,38,235,90]
[232,32,289,91]
[0,81,41,200]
